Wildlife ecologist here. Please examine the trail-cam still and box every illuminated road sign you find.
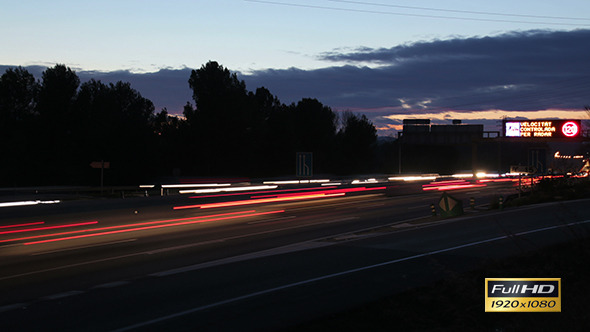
[504,120,581,139]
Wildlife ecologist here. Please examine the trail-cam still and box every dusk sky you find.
[2,0,590,135]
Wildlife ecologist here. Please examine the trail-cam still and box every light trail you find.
[189,186,338,199]
[250,186,385,199]
[422,180,487,191]
[24,210,285,245]
[175,186,386,210]
[0,221,98,235]
[174,194,345,210]
[1,211,257,244]
[0,221,45,229]
[0,200,61,208]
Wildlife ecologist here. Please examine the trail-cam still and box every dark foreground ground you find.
[287,230,589,332]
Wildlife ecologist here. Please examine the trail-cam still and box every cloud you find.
[0,65,194,114]
[79,67,194,113]
[244,29,590,135]
[3,29,589,136]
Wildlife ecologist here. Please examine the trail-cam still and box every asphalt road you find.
[1,182,587,331]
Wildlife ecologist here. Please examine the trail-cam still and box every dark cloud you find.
[0,65,193,114]
[3,29,589,135]
[247,29,590,111]
[84,68,194,112]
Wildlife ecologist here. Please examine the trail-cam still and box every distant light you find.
[162,183,232,189]
[352,178,378,184]
[179,185,278,194]
[0,200,61,208]
[263,180,300,185]
[263,179,330,185]
[139,185,155,188]
[452,173,474,178]
[389,175,438,182]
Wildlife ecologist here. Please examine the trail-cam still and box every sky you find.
[2,0,590,135]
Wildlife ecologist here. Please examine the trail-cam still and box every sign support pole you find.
[100,160,104,194]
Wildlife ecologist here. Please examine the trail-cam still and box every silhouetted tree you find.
[33,65,81,183]
[336,111,377,174]
[75,79,156,183]
[0,67,38,124]
[0,61,384,185]
[0,67,39,185]
[187,61,252,175]
[288,98,337,174]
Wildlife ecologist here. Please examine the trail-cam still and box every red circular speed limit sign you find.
[561,121,579,137]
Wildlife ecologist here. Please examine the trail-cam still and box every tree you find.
[287,98,338,174]
[0,67,38,125]
[335,111,377,174]
[75,79,156,183]
[0,67,39,185]
[37,64,80,124]
[187,61,251,175]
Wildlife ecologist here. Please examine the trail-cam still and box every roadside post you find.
[90,160,110,194]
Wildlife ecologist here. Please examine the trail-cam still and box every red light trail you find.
[0,221,98,235]
[23,210,284,245]
[189,186,338,199]
[175,186,386,210]
[0,221,45,229]
[422,180,487,191]
[1,211,259,244]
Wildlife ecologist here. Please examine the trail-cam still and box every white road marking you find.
[114,219,590,332]
[92,281,130,289]
[0,303,26,313]
[145,240,224,254]
[41,290,84,301]
[247,216,297,225]
[31,239,138,256]
[151,241,334,277]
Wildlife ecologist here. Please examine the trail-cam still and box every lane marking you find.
[40,291,84,301]
[31,239,138,256]
[0,214,359,281]
[114,219,590,331]
[356,203,385,209]
[92,281,131,289]
[151,241,334,277]
[0,303,26,313]
[407,205,428,210]
[0,252,145,281]
[145,240,224,255]
[247,216,297,225]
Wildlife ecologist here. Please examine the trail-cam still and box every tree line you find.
[0,61,390,186]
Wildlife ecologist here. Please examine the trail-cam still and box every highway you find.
[1,180,588,331]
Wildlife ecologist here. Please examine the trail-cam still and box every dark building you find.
[400,119,487,145]
[397,118,588,175]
